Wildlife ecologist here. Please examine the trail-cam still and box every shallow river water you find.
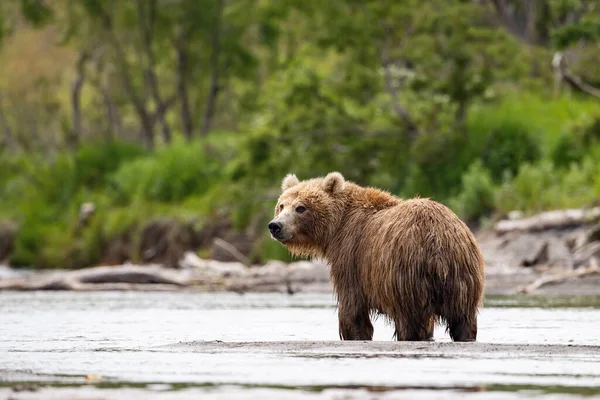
[1,291,600,399]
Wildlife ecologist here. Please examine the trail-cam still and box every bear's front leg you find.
[337,301,373,341]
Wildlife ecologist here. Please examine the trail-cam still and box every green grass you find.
[468,92,600,156]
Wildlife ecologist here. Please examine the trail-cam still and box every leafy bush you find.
[551,134,587,169]
[8,201,72,268]
[558,156,600,208]
[402,128,472,200]
[496,156,600,215]
[495,160,558,214]
[478,121,541,182]
[0,141,146,210]
[551,112,600,169]
[73,141,148,188]
[448,160,496,224]
[109,140,225,204]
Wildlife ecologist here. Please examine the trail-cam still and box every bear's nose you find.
[268,221,282,235]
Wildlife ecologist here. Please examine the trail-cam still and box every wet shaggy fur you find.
[268,172,486,342]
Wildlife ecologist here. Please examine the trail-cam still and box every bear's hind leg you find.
[394,314,434,341]
[338,305,374,341]
[448,314,477,342]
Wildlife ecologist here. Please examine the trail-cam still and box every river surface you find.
[1,291,600,399]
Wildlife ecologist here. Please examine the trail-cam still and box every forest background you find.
[1,0,600,269]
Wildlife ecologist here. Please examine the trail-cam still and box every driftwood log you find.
[0,254,331,293]
[0,265,190,291]
[494,208,600,234]
[517,258,600,294]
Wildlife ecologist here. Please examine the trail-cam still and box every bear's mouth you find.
[272,234,291,243]
[270,231,292,242]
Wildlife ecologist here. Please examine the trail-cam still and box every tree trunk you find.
[137,0,173,144]
[201,0,224,136]
[150,95,177,144]
[455,99,468,127]
[89,54,123,142]
[175,28,194,141]
[488,0,551,45]
[70,50,93,150]
[99,85,121,142]
[96,4,156,148]
[140,114,155,149]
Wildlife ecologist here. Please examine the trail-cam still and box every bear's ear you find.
[322,172,345,194]
[281,173,300,191]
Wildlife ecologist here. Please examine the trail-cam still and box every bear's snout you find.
[268,221,283,237]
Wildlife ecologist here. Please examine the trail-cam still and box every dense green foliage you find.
[1,0,600,268]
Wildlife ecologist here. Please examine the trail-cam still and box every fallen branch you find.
[517,259,599,294]
[572,241,600,269]
[521,242,549,267]
[494,208,600,234]
[553,52,600,99]
[213,237,251,267]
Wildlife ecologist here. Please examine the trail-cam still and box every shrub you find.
[402,128,472,200]
[557,156,600,209]
[495,156,600,215]
[8,202,72,268]
[551,134,587,169]
[447,160,496,224]
[495,160,558,214]
[109,140,225,204]
[478,121,541,182]
[551,111,600,169]
[73,141,148,188]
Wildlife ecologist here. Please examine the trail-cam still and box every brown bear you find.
[268,172,485,342]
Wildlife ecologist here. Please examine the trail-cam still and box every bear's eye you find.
[295,206,306,213]
[279,203,284,211]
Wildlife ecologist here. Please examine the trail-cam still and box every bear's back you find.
[355,196,484,286]
[350,197,484,319]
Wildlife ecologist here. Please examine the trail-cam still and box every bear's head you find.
[268,172,346,258]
